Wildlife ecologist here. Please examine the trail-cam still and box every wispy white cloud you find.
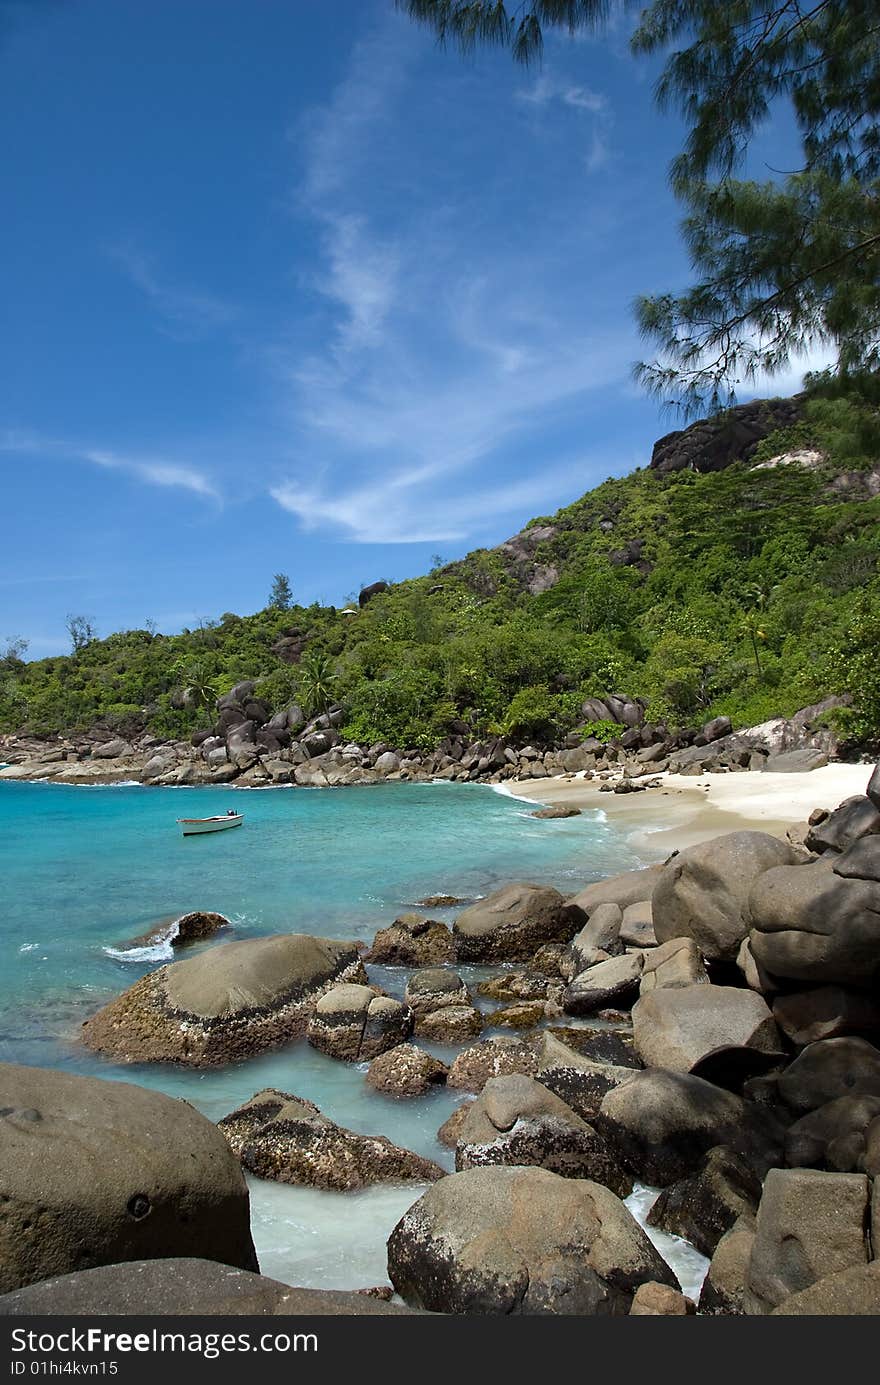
[106,242,235,339]
[516,67,613,174]
[269,25,635,544]
[517,72,606,113]
[0,430,220,501]
[271,454,613,546]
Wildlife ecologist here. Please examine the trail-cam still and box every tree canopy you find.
[399,1,880,412]
[268,573,293,610]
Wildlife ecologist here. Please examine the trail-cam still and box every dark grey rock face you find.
[0,1063,257,1294]
[0,1260,416,1315]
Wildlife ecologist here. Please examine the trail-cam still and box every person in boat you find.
[226,808,237,816]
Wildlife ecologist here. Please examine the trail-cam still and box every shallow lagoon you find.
[0,779,708,1294]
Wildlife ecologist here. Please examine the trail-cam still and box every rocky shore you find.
[3,762,880,1314]
[0,685,849,791]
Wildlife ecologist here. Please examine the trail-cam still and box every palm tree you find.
[174,659,218,723]
[298,651,337,718]
[740,583,771,681]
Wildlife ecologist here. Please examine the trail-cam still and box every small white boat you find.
[177,812,243,837]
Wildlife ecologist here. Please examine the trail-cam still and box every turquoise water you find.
[0,778,669,1291]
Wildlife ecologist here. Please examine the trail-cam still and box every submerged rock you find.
[365,1044,449,1097]
[0,1062,256,1294]
[446,1037,539,1093]
[81,934,365,1065]
[218,1088,444,1191]
[406,968,483,1042]
[365,914,455,967]
[120,910,231,952]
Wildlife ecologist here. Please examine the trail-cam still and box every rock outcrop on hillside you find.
[650,395,805,474]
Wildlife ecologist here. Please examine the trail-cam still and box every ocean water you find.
[0,779,707,1298]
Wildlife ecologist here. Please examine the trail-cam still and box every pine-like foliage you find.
[399,1,880,411]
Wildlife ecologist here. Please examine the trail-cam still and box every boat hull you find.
[178,816,243,836]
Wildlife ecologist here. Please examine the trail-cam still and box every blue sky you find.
[0,0,830,657]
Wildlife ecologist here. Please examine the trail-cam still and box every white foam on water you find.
[247,1177,424,1290]
[71,780,144,789]
[625,1182,710,1303]
[18,943,39,953]
[102,916,183,963]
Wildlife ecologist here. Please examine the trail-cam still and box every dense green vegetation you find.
[3,387,879,750]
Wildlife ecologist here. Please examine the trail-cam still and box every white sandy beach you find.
[501,761,873,857]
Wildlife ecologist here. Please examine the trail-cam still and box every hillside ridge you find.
[2,383,879,780]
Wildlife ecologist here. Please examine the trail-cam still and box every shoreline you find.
[496,761,872,855]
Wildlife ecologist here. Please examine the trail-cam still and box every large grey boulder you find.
[698,1215,755,1316]
[784,1093,880,1171]
[562,952,644,1016]
[218,1089,443,1192]
[454,883,576,962]
[748,859,880,985]
[566,865,664,919]
[0,1259,416,1315]
[81,934,365,1065]
[762,749,828,772]
[776,1037,880,1114]
[619,900,656,948]
[454,1074,630,1195]
[772,985,880,1046]
[833,835,880,881]
[560,903,623,980]
[92,738,132,759]
[652,831,799,962]
[639,937,709,993]
[631,984,784,1075]
[745,1168,870,1314]
[805,794,880,853]
[0,1063,257,1294]
[597,1069,781,1185]
[770,1262,880,1315]
[387,1166,677,1314]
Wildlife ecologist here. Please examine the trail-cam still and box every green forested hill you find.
[4,386,880,750]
